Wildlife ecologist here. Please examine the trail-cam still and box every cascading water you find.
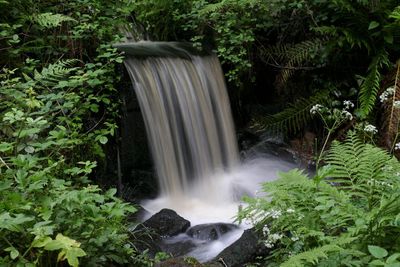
[121,42,296,262]
[124,55,239,198]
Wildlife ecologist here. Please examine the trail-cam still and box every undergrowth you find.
[238,132,400,266]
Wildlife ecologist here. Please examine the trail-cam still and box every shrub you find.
[238,132,400,266]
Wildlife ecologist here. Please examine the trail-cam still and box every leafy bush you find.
[238,132,400,266]
[0,0,152,266]
[0,60,137,266]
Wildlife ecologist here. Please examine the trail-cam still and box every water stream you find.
[123,47,295,262]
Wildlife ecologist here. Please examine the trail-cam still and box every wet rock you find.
[143,209,191,237]
[208,229,269,267]
[161,236,198,257]
[186,223,239,241]
[127,223,162,257]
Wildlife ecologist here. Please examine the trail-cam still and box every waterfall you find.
[121,42,296,262]
[124,54,239,198]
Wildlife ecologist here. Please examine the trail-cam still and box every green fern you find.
[280,245,340,267]
[24,59,78,87]
[260,39,324,89]
[251,91,330,135]
[281,237,356,267]
[326,131,399,201]
[31,12,76,29]
[358,51,389,117]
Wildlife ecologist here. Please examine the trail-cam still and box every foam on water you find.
[141,154,296,262]
[142,155,295,225]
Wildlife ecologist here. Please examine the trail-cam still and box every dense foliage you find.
[2,0,400,266]
[0,0,147,266]
[133,0,400,145]
[238,132,400,266]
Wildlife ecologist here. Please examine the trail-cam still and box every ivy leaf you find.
[368,245,388,259]
[368,21,379,30]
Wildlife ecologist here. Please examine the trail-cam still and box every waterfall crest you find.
[124,54,239,198]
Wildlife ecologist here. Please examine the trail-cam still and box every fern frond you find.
[260,39,324,89]
[326,131,397,201]
[281,236,356,267]
[281,244,341,267]
[31,12,76,29]
[31,60,78,87]
[251,91,329,135]
[358,50,389,117]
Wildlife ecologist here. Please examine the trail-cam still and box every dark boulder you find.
[143,208,191,237]
[186,223,239,241]
[208,229,269,267]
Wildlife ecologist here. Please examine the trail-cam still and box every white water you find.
[123,48,296,262]
[141,155,295,225]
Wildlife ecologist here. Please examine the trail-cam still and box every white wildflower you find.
[262,225,270,236]
[271,210,282,219]
[394,101,400,109]
[310,104,323,115]
[270,233,283,241]
[343,100,354,109]
[342,110,353,120]
[286,208,295,213]
[380,86,396,103]
[395,143,400,151]
[364,124,377,134]
[264,241,274,248]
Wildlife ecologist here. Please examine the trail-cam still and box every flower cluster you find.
[364,124,378,134]
[395,143,400,151]
[380,86,396,103]
[264,233,284,248]
[310,104,323,115]
[341,110,353,120]
[343,100,354,109]
[394,101,400,108]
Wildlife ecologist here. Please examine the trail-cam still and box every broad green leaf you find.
[368,21,379,30]
[105,188,117,197]
[387,253,400,263]
[5,247,19,260]
[0,142,13,152]
[44,240,65,251]
[384,33,393,44]
[368,245,388,259]
[0,180,13,191]
[369,259,385,266]
[65,247,86,267]
[32,236,52,248]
